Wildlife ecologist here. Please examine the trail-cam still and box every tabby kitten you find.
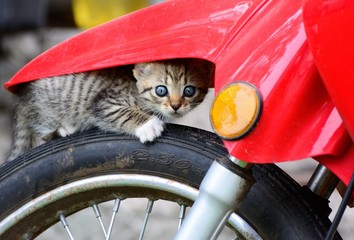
[7,59,213,161]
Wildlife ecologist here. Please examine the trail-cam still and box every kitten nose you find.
[171,103,182,112]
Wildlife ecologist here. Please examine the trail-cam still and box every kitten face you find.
[133,59,213,120]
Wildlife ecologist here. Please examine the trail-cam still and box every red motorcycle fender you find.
[4,0,353,187]
[5,0,263,91]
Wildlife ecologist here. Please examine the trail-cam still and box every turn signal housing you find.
[210,82,262,140]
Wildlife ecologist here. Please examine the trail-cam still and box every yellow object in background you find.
[72,0,149,29]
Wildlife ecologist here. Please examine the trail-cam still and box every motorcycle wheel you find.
[0,124,340,239]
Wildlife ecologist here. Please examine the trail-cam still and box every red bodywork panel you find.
[304,0,354,140]
[4,0,354,186]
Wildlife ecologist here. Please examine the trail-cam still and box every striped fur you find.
[7,59,213,161]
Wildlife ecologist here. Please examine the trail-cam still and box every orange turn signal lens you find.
[210,82,262,140]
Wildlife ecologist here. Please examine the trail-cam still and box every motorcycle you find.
[0,0,353,239]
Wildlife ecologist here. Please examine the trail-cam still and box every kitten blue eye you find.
[183,86,197,97]
[155,85,168,97]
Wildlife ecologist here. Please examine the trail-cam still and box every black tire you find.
[0,124,340,239]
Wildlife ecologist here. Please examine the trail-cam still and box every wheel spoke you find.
[59,214,75,240]
[92,204,108,237]
[178,205,187,230]
[138,199,154,240]
[106,198,122,240]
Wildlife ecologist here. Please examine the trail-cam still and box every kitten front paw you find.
[135,117,164,143]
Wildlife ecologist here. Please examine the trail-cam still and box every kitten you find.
[6,59,213,162]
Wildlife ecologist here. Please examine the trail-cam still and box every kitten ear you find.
[133,62,155,80]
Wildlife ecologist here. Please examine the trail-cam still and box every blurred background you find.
[0,0,352,239]
[0,0,164,161]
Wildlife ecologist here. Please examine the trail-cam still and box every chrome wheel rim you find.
[0,174,261,239]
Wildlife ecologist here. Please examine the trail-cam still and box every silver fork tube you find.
[174,159,253,240]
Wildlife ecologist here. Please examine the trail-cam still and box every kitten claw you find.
[135,117,164,143]
[58,124,77,137]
